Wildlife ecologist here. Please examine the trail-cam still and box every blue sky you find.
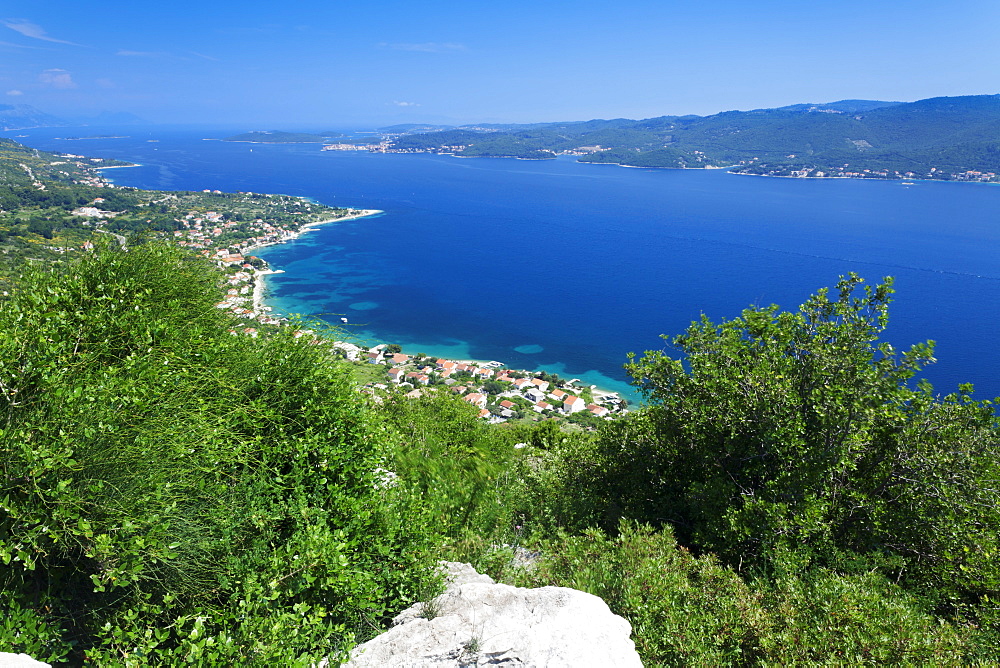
[2,0,999,127]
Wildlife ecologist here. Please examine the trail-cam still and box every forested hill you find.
[386,95,1000,181]
[0,137,352,287]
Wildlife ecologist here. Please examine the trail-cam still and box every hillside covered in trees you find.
[385,95,1000,181]
[1,141,998,665]
[0,137,357,289]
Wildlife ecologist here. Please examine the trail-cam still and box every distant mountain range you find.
[381,95,1000,181]
[0,104,70,131]
[0,104,147,131]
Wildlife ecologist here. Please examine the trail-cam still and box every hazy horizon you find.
[3,1,1000,127]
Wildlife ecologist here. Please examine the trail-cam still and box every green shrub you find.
[496,523,970,666]
[603,276,999,606]
[0,241,438,664]
[761,564,969,665]
[502,523,766,665]
[379,391,526,559]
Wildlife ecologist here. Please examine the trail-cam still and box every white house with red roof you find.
[464,393,487,409]
[563,395,587,414]
[531,378,550,392]
[587,403,610,417]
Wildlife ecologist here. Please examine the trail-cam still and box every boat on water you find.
[901,181,915,185]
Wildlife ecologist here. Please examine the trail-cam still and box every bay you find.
[10,126,1000,403]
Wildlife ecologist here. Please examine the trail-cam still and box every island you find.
[222,130,342,143]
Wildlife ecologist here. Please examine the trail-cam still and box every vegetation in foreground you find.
[0,242,441,665]
[1,242,998,664]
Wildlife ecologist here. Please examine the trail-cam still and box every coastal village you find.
[342,344,629,427]
[732,158,1000,182]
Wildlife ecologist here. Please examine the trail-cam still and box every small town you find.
[733,157,1000,182]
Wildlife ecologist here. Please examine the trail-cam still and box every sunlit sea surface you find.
[11,125,1000,403]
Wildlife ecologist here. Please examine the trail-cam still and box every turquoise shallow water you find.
[9,125,1000,404]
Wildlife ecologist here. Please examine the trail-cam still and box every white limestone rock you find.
[0,654,51,668]
[339,561,642,667]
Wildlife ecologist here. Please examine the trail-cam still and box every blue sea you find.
[9,125,1000,403]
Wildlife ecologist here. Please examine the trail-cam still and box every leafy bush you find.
[598,275,999,605]
[379,391,527,559]
[498,523,969,666]
[0,241,438,664]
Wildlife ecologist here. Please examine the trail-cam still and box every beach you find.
[249,208,382,317]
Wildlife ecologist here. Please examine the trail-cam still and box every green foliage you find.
[379,391,526,555]
[605,275,999,605]
[0,240,438,663]
[498,523,967,666]
[759,562,970,665]
[513,426,606,533]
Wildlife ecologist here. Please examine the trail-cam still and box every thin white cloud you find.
[3,19,81,46]
[392,101,420,107]
[379,42,466,53]
[6,89,23,96]
[188,51,221,62]
[96,78,115,89]
[38,68,76,89]
[116,49,168,57]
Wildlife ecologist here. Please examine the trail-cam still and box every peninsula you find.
[316,94,1000,183]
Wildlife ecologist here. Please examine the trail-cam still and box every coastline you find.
[301,208,383,231]
[94,163,141,170]
[244,208,382,256]
[252,269,284,313]
[248,208,382,318]
[245,206,630,407]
